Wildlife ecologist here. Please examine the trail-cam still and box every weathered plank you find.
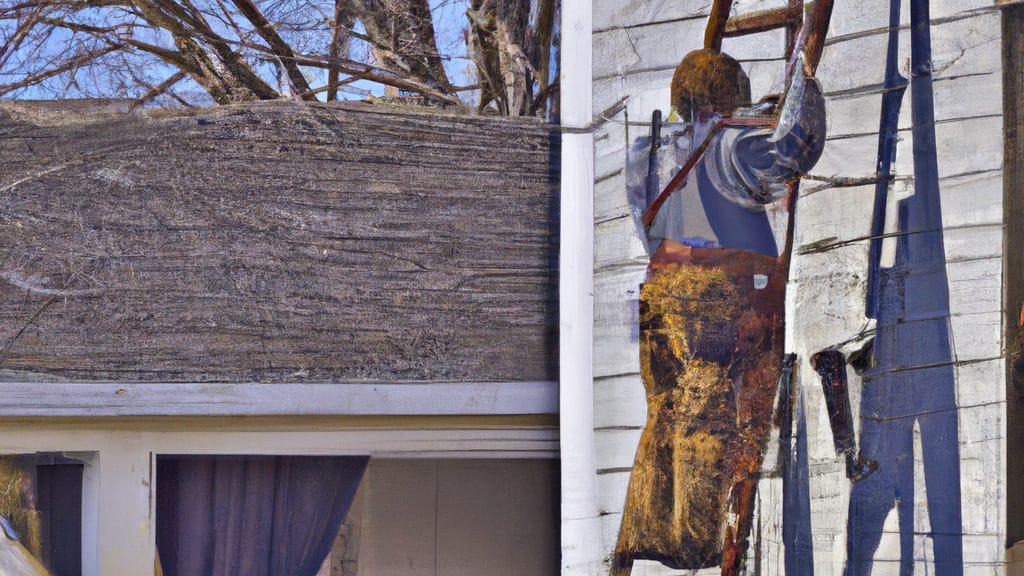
[593,0,787,36]
[824,71,1003,139]
[0,100,559,383]
[594,18,786,83]
[818,10,1002,95]
[594,265,646,379]
[594,374,647,429]
[1003,2,1024,548]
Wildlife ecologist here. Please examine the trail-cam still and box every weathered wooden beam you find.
[0,101,559,384]
[1003,2,1024,548]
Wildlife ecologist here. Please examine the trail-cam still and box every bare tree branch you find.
[326,0,354,101]
[129,69,187,109]
[289,52,461,105]
[229,0,314,99]
[0,43,122,96]
[0,0,560,115]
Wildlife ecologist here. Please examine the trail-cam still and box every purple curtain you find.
[156,455,369,576]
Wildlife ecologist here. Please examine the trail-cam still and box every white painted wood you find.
[599,511,624,567]
[97,443,153,576]
[944,225,1003,262]
[595,121,629,176]
[593,0,703,33]
[791,179,1002,263]
[958,404,1005,537]
[930,0,1002,20]
[594,374,647,429]
[825,72,1003,139]
[594,70,664,119]
[793,184,877,248]
[590,1,1009,573]
[0,381,558,417]
[594,266,645,379]
[596,470,632,516]
[941,171,1004,229]
[593,0,785,37]
[596,168,630,223]
[0,424,560,460]
[828,0,997,41]
[955,359,1005,408]
[596,216,649,270]
[594,19,786,82]
[827,0,893,39]
[930,116,1005,178]
[815,117,1003,182]
[948,312,1003,366]
[947,257,1003,315]
[53,443,155,576]
[561,1,604,573]
[819,12,1002,95]
[595,429,644,472]
[812,133,888,179]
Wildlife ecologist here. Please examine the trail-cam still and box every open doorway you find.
[0,453,84,576]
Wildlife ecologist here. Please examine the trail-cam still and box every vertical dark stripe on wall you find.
[1003,2,1024,549]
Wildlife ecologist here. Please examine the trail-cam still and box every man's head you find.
[670,49,751,120]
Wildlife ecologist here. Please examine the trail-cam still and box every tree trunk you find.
[349,0,454,96]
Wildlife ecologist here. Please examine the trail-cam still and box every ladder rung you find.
[724,5,803,37]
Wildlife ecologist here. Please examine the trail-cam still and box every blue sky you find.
[3,0,476,105]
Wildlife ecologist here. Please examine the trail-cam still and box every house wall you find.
[0,416,558,576]
[590,0,1011,573]
[352,459,559,575]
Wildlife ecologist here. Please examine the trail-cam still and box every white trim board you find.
[0,381,559,417]
[0,426,560,460]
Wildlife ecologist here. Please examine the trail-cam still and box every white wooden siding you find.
[591,0,1009,573]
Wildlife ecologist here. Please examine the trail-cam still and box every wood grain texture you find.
[0,100,559,383]
[1003,3,1024,547]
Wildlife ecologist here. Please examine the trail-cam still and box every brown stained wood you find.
[723,5,802,38]
[704,0,734,52]
[1003,3,1024,547]
[0,100,559,384]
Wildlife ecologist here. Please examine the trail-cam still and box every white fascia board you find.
[0,381,558,417]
